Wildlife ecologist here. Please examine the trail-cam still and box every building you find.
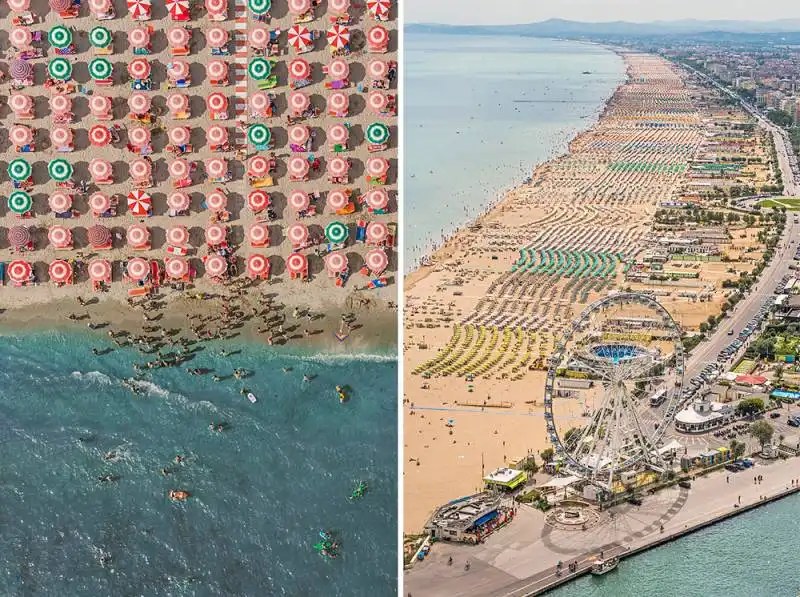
[483,468,528,492]
[674,396,734,433]
[423,493,515,543]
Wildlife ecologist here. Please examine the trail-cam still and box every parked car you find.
[678,480,691,489]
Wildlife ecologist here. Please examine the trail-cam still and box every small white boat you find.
[590,557,618,576]
[247,393,257,403]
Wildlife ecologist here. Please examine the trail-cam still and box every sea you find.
[404,33,627,271]
[0,330,397,596]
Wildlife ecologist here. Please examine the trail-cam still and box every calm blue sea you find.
[404,33,626,270]
[0,331,397,596]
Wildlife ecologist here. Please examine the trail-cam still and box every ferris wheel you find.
[543,293,685,491]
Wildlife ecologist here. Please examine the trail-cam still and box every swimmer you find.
[161,468,170,476]
[281,367,292,373]
[212,375,222,382]
[175,455,184,464]
[103,451,117,461]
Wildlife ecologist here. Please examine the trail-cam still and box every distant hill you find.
[406,18,800,37]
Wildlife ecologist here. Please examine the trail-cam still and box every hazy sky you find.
[406,0,800,26]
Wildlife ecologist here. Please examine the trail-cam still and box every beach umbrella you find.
[167,60,190,81]
[8,159,32,182]
[206,92,228,113]
[10,27,32,48]
[248,124,271,148]
[127,190,152,216]
[367,25,389,49]
[128,58,151,80]
[369,60,388,79]
[327,91,348,114]
[207,59,228,82]
[326,24,350,50]
[247,190,270,212]
[205,158,227,179]
[249,91,272,116]
[325,221,348,244]
[206,27,228,47]
[89,125,112,147]
[166,258,189,280]
[288,0,311,14]
[7,260,32,284]
[126,226,150,250]
[287,156,309,179]
[247,0,270,15]
[89,95,112,117]
[50,95,72,115]
[286,253,307,276]
[206,189,227,211]
[367,0,390,17]
[205,0,227,15]
[128,92,151,115]
[327,156,349,177]
[48,58,73,81]
[248,58,271,81]
[247,155,271,177]
[87,224,112,247]
[168,126,191,146]
[288,189,310,211]
[329,0,350,15]
[51,125,73,148]
[89,158,113,181]
[248,223,269,246]
[50,0,72,10]
[327,58,349,80]
[168,26,191,47]
[9,125,33,147]
[166,225,189,245]
[366,221,388,244]
[288,91,310,114]
[10,59,33,81]
[205,255,228,278]
[205,224,227,245]
[168,159,191,181]
[368,90,389,113]
[7,227,31,248]
[49,159,73,182]
[288,25,313,52]
[167,93,190,115]
[288,125,310,146]
[88,259,112,282]
[88,193,112,213]
[366,122,390,145]
[248,26,269,49]
[129,126,151,147]
[49,25,73,49]
[89,26,113,48]
[287,223,308,246]
[8,0,31,11]
[48,192,73,213]
[325,252,348,274]
[167,192,191,212]
[365,188,389,211]
[48,226,72,248]
[365,248,388,274]
[128,27,151,49]
[328,124,349,146]
[89,0,112,13]
[326,189,349,211]
[126,257,150,280]
[288,58,311,81]
[247,254,269,278]
[207,125,228,146]
[8,191,32,214]
[9,94,33,115]
[89,58,113,80]
[366,157,389,177]
[166,0,190,20]
[127,0,151,19]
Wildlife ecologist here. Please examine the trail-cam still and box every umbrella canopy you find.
[248,124,271,147]
[168,159,191,180]
[89,26,113,48]
[367,0,390,17]
[366,221,389,243]
[126,257,150,280]
[49,25,72,49]
[287,223,309,245]
[88,192,112,213]
[48,192,73,213]
[205,224,227,245]
[128,58,151,80]
[325,221,349,244]
[167,60,190,81]
[127,0,151,19]
[286,253,308,275]
[167,26,191,47]
[10,27,32,49]
[248,223,269,246]
[327,58,349,80]
[8,0,31,12]
[247,155,271,177]
[168,126,191,146]
[369,60,389,79]
[205,255,228,278]
[129,158,152,180]
[247,254,270,278]
[288,125,310,146]
[287,156,310,179]
[247,0,271,15]
[365,248,389,274]
[166,258,189,279]
[48,226,72,248]
[8,159,32,182]
[89,158,113,181]
[247,190,270,212]
[207,125,228,146]
[49,95,72,114]
[326,189,349,211]
[127,190,152,216]
[365,188,389,210]
[288,189,310,211]
[329,0,350,14]
[327,91,349,114]
[168,93,190,114]
[7,260,33,284]
[208,60,228,82]
[366,122,390,145]
[288,25,313,52]
[128,92,152,114]
[166,225,189,245]
[367,25,389,48]
[89,57,113,80]
[368,90,389,113]
[366,157,390,178]
[327,156,349,177]
[288,0,311,14]
[205,158,227,179]
[206,188,227,210]
[8,191,33,215]
[248,27,269,49]
[7,226,31,248]
[288,58,311,81]
[205,0,227,14]
[48,58,73,80]
[128,27,151,49]
[166,0,190,19]
[288,91,310,114]
[9,94,33,114]
[89,125,112,147]
[248,58,272,81]
[326,24,350,50]
[88,259,112,282]
[325,251,348,273]
[87,224,112,247]
[50,0,72,10]
[51,125,74,147]
[126,225,150,249]
[89,0,112,12]
[167,192,191,212]
[10,59,33,80]
[206,92,228,113]
[89,95,112,116]
[9,125,33,147]
[49,159,73,182]
[328,124,349,145]
[206,27,228,47]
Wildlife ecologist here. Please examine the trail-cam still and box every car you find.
[678,480,691,489]
[770,412,781,419]
[627,496,643,506]
[728,329,734,335]
[789,418,800,427]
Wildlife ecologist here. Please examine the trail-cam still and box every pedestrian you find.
[726,475,729,484]
[738,495,741,504]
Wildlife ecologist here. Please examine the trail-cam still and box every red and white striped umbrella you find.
[167,225,189,245]
[326,24,350,50]
[205,224,227,245]
[167,60,190,81]
[128,58,151,80]
[167,26,191,47]
[328,0,350,14]
[207,125,228,146]
[126,226,150,249]
[288,91,310,113]
[287,223,308,245]
[205,255,228,278]
[88,224,112,248]
[51,126,73,147]
[288,25,313,52]
[128,92,151,115]
[207,59,228,81]
[206,92,228,112]
[287,156,309,178]
[9,94,33,114]
[288,190,310,211]
[366,157,389,177]
[247,190,270,212]
[50,95,72,114]
[250,91,270,113]
[327,58,349,80]
[248,155,270,177]
[288,0,311,14]
[166,257,189,279]
[169,159,190,180]
[325,251,348,273]
[248,27,269,49]
[288,125,310,146]
[129,158,151,180]
[367,25,389,48]
[369,59,389,79]
[128,126,151,147]
[89,125,112,147]
[10,27,32,48]
[7,260,32,283]
[327,156,349,177]
[166,0,190,20]
[89,158,113,181]
[48,226,72,248]
[365,188,389,210]
[286,253,307,275]
[127,0,151,20]
[127,190,152,216]
[168,126,191,146]
[205,158,227,179]
[326,189,349,211]
[49,260,73,283]
[89,0,111,12]
[205,0,226,14]
[327,91,348,113]
[48,192,72,213]
[366,221,388,243]
[368,90,388,112]
[365,248,388,274]
[367,0,390,17]
[247,254,269,277]
[88,259,112,282]
[167,192,191,211]
[90,95,112,116]
[248,223,269,246]
[89,192,111,213]
[288,58,311,80]
[9,125,33,147]
[328,124,349,145]
[206,26,228,47]
[126,257,149,280]
[8,0,31,12]
[206,189,228,211]
[168,92,190,114]
[128,26,151,48]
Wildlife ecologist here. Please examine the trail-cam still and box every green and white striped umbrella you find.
[7,159,32,182]
[89,57,113,80]
[89,26,112,48]
[48,57,73,80]
[248,57,271,81]
[365,122,390,145]
[48,25,73,50]
[248,124,271,147]
[48,159,73,182]
[248,0,271,15]
[325,221,349,244]
[8,191,32,215]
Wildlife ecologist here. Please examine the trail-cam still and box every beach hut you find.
[250,91,275,119]
[126,225,151,250]
[7,226,33,251]
[287,223,309,249]
[49,260,73,285]
[89,95,113,120]
[50,95,73,124]
[206,92,229,120]
[325,58,349,87]
[167,59,191,87]
[50,126,74,152]
[169,159,193,188]
[365,157,389,184]
[128,0,152,20]
[87,224,113,249]
[247,155,275,186]
[363,188,389,214]
[327,91,349,117]
[208,60,229,86]
[327,156,350,184]
[167,126,192,154]
[129,26,152,54]
[168,26,191,55]
[286,253,308,280]
[8,191,33,217]
[286,156,310,182]
[127,190,153,217]
[9,125,35,152]
[327,189,353,214]
[90,158,114,185]
[167,192,191,216]
[206,0,228,21]
[88,258,112,291]
[247,190,271,213]
[248,223,270,248]
[89,125,113,148]
[125,258,150,286]
[48,192,74,216]
[166,225,190,252]
[207,26,229,54]
[207,125,229,151]
[89,0,115,19]
[7,260,34,286]
[205,224,228,247]
[167,0,191,21]
[288,125,311,152]
[204,255,229,281]
[168,93,191,119]
[366,122,390,151]
[366,221,388,246]
[364,248,389,275]
[246,254,270,280]
[288,58,312,88]
[165,257,190,282]
[89,192,116,217]
[367,0,390,20]
[9,94,34,119]
[367,25,389,53]
[48,225,73,249]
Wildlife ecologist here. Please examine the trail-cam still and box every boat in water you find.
[314,530,340,559]
[349,480,368,500]
[247,392,257,403]
[590,557,618,575]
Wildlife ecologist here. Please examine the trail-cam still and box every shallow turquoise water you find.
[0,331,397,596]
